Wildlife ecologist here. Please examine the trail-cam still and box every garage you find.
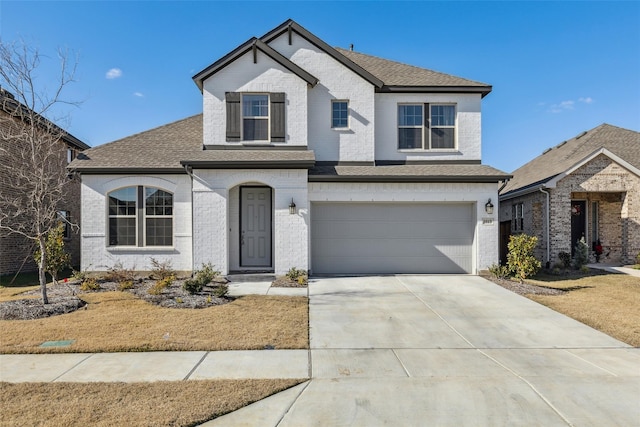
[311,202,474,274]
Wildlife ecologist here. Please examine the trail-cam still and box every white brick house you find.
[71,20,509,276]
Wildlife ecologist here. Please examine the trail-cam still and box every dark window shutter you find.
[225,92,241,142]
[270,92,285,142]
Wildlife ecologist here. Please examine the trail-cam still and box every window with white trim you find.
[331,100,349,129]
[57,210,71,240]
[512,203,524,231]
[108,186,173,247]
[242,94,269,141]
[397,104,456,150]
[67,148,76,164]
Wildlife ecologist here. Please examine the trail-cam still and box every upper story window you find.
[225,92,285,143]
[67,148,76,164]
[331,100,349,129]
[398,104,456,150]
[242,94,269,141]
[108,186,173,247]
[512,203,524,232]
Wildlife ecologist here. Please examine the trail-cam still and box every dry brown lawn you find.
[525,273,640,347]
[0,291,308,353]
[0,379,304,426]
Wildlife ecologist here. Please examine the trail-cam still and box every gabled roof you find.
[193,37,319,91]
[500,124,640,198]
[260,19,384,88]
[336,49,492,97]
[0,87,90,151]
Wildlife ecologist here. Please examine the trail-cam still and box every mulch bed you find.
[271,276,307,288]
[484,276,566,296]
[0,277,232,321]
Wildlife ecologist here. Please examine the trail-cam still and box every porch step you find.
[226,273,276,283]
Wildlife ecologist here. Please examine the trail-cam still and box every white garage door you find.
[311,203,474,274]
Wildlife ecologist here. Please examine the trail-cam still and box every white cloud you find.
[579,97,594,104]
[548,100,574,113]
[133,92,144,97]
[106,68,122,79]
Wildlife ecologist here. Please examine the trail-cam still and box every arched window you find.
[108,186,173,247]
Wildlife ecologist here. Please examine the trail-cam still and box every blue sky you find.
[1,1,639,172]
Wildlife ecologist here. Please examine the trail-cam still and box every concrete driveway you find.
[210,275,639,426]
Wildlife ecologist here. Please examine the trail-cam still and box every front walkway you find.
[587,263,640,277]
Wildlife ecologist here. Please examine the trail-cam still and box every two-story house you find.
[70,20,509,276]
[1,87,89,277]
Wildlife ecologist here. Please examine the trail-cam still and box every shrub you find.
[72,268,89,282]
[212,283,229,298]
[286,267,306,282]
[488,263,511,280]
[105,262,137,284]
[183,264,219,295]
[34,222,71,283]
[117,280,134,291]
[572,238,589,269]
[149,258,175,280]
[297,275,308,286]
[149,275,174,295]
[558,251,571,269]
[80,278,100,291]
[507,234,541,283]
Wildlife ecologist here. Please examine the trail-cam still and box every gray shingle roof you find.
[69,115,203,172]
[500,124,640,196]
[309,164,510,182]
[336,48,491,93]
[70,114,315,172]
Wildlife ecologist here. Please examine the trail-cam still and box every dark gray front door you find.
[570,200,586,255]
[240,187,272,267]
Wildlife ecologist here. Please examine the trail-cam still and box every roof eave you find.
[69,167,186,174]
[309,174,511,183]
[180,159,316,169]
[378,85,492,97]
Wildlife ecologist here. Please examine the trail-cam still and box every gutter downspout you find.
[184,164,195,274]
[540,187,550,267]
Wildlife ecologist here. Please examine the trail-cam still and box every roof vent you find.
[576,131,588,139]
[350,44,354,51]
[556,140,567,148]
[542,148,552,155]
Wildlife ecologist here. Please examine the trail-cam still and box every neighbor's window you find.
[108,186,173,247]
[67,148,76,164]
[398,104,456,150]
[242,94,269,141]
[57,210,71,239]
[512,203,524,231]
[331,100,349,128]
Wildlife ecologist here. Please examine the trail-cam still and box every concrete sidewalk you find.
[587,263,640,277]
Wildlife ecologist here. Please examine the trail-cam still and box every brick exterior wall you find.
[0,110,82,276]
[500,154,640,266]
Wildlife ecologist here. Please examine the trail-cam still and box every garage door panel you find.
[311,203,474,274]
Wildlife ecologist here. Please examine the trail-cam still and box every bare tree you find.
[0,40,79,304]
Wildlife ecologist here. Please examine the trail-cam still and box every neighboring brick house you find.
[70,19,509,276]
[0,88,89,276]
[499,124,640,266]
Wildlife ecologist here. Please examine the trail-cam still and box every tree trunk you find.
[38,235,49,304]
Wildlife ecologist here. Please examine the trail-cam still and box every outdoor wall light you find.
[289,198,296,215]
[485,199,494,215]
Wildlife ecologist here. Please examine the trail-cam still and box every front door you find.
[570,200,586,255]
[240,187,272,267]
